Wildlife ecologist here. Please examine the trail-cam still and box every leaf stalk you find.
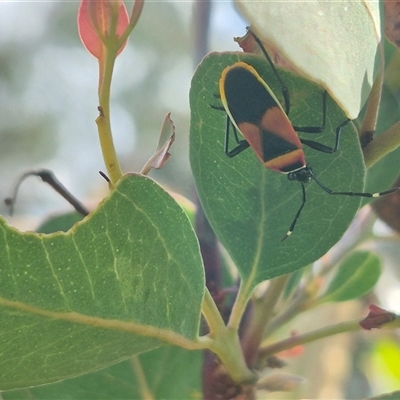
[96,45,123,185]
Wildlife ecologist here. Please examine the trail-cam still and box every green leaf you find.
[282,268,306,300]
[0,174,204,390]
[367,391,400,400]
[364,82,400,195]
[36,212,84,234]
[2,346,202,399]
[321,251,381,302]
[235,2,382,119]
[190,52,365,285]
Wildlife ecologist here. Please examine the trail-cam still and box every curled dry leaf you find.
[140,113,176,175]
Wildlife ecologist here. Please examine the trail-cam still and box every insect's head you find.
[287,166,314,184]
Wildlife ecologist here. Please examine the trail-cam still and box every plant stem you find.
[241,275,289,367]
[227,279,254,331]
[357,41,400,167]
[201,288,227,337]
[96,46,123,185]
[264,290,308,336]
[359,67,383,145]
[201,288,256,384]
[130,356,153,400]
[260,313,400,363]
[118,0,144,47]
[363,120,400,168]
[206,326,257,385]
[259,319,361,360]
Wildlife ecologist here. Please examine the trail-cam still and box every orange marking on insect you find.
[264,149,305,172]
[236,122,263,160]
[260,107,301,149]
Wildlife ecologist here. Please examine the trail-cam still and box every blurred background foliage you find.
[0,1,245,228]
[1,2,400,399]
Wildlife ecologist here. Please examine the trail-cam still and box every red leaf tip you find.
[359,304,396,330]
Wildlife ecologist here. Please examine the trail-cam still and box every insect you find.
[218,28,398,241]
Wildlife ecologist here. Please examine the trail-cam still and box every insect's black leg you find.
[293,90,350,154]
[293,91,327,134]
[247,27,350,155]
[281,182,307,241]
[210,93,225,111]
[210,95,250,157]
[247,27,291,115]
[211,105,226,112]
[281,170,399,241]
[224,116,250,158]
[311,171,399,198]
[300,118,350,154]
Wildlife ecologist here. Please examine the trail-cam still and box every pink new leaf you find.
[78,0,129,60]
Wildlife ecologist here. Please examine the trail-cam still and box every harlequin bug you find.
[218,28,398,241]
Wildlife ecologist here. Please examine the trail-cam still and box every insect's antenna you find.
[210,94,225,111]
[247,27,290,115]
[281,182,307,241]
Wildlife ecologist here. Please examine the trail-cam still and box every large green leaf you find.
[0,174,204,390]
[190,52,365,284]
[235,2,381,119]
[2,346,202,399]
